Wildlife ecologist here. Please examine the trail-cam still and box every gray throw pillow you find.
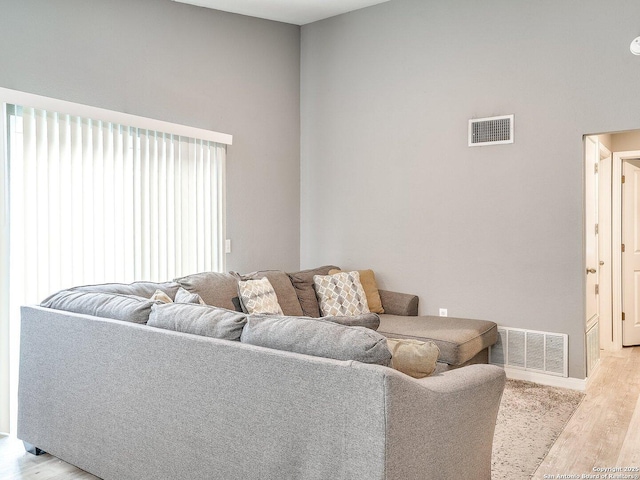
[240,315,391,366]
[41,290,157,324]
[147,303,247,341]
[174,286,206,305]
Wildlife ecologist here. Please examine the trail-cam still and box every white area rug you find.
[492,379,585,479]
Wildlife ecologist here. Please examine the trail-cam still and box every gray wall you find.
[0,0,301,273]
[301,0,640,379]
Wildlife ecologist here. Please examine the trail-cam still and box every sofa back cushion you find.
[323,313,380,330]
[174,272,240,311]
[41,290,157,324]
[287,265,339,317]
[240,315,391,366]
[72,281,181,300]
[147,303,247,340]
[233,270,303,316]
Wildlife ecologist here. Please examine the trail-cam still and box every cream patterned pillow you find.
[313,271,370,317]
[151,289,173,303]
[238,277,284,315]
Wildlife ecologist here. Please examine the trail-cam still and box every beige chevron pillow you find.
[238,277,284,315]
[313,271,370,317]
[329,268,384,314]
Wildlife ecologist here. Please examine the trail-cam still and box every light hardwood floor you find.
[0,434,99,480]
[533,346,640,478]
[2,347,639,479]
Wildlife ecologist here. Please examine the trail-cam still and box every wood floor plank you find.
[618,394,640,467]
[0,436,100,480]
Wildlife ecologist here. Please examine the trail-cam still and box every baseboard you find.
[503,367,587,391]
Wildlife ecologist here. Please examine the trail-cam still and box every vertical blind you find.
[7,104,227,305]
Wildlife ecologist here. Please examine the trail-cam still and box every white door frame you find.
[598,142,612,350]
[611,150,640,350]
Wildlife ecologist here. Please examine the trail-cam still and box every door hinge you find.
[595,163,599,174]
[622,175,626,184]
[622,312,626,321]
[595,284,599,295]
[622,243,626,252]
[595,223,599,235]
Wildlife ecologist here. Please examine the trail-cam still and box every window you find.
[7,104,228,299]
[0,88,232,434]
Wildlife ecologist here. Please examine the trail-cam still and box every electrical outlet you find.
[439,308,448,317]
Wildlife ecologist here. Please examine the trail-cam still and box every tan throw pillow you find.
[313,271,370,317]
[386,338,440,378]
[151,289,173,303]
[329,268,384,314]
[238,277,284,315]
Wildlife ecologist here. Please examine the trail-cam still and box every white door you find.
[622,159,640,346]
[585,137,599,331]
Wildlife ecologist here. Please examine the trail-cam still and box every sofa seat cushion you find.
[377,314,497,366]
[240,315,391,366]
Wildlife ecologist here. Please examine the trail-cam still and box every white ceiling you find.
[173,0,391,25]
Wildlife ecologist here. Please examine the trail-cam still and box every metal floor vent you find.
[468,114,514,146]
[489,327,568,377]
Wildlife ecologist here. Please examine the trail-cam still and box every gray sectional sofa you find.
[18,265,505,480]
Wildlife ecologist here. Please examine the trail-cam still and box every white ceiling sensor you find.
[172,0,391,25]
[631,36,640,55]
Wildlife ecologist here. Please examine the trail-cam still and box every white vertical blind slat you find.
[167,138,176,280]
[149,131,159,282]
[158,134,168,281]
[103,123,116,283]
[123,128,135,282]
[93,121,105,284]
[58,115,73,289]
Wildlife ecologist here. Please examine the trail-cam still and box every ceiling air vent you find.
[468,114,514,147]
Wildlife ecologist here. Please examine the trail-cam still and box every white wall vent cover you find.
[468,114,514,146]
[489,326,568,377]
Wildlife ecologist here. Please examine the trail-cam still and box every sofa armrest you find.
[378,289,419,316]
[385,364,506,479]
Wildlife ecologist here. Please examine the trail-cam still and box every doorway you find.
[585,131,640,369]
